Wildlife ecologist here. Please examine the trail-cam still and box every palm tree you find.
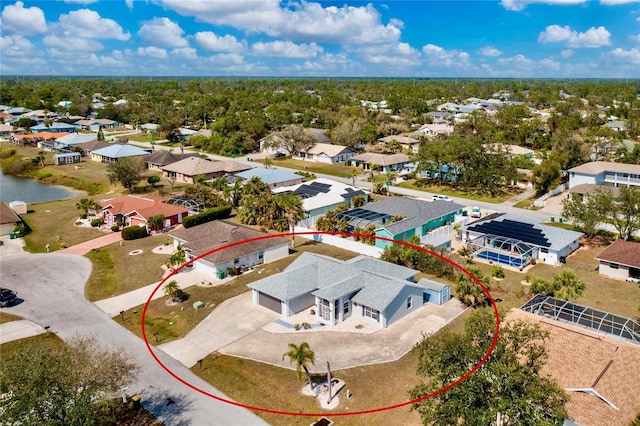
[552,270,586,300]
[454,266,489,306]
[282,342,316,390]
[163,280,181,302]
[76,198,100,216]
[277,193,303,248]
[348,168,359,187]
[166,249,185,271]
[368,162,378,182]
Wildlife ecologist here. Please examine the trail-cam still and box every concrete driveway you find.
[159,292,279,367]
[0,253,267,426]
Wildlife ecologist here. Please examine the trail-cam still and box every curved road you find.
[1,253,267,426]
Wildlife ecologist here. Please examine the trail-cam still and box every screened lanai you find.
[467,233,537,268]
[335,208,389,229]
[165,197,205,214]
[521,295,640,345]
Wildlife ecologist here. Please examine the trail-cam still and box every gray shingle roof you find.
[351,272,426,312]
[417,277,448,291]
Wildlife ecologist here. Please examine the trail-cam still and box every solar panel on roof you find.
[306,182,331,193]
[469,219,551,247]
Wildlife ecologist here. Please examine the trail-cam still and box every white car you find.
[470,206,481,218]
[432,195,453,202]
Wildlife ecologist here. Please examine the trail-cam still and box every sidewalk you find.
[0,319,46,344]
[57,232,123,255]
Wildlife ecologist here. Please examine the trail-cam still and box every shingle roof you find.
[54,133,97,146]
[249,252,426,313]
[92,144,148,159]
[145,151,199,167]
[170,221,289,265]
[568,161,640,175]
[417,277,448,291]
[235,168,302,185]
[507,310,640,426]
[378,135,419,144]
[0,202,21,225]
[595,239,640,268]
[99,195,188,221]
[305,143,353,157]
[350,152,411,166]
[163,157,253,176]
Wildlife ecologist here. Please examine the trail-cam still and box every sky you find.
[0,0,639,78]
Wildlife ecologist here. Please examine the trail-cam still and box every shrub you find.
[0,148,16,159]
[122,225,148,240]
[111,225,120,232]
[491,265,505,279]
[182,205,232,228]
[90,218,104,227]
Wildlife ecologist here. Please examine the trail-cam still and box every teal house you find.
[336,197,464,249]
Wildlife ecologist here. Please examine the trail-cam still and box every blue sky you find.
[1,0,639,78]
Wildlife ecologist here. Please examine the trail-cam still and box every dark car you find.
[0,288,17,308]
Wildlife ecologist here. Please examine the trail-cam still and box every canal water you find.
[0,169,83,204]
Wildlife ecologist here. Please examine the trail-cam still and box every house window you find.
[540,248,549,253]
[319,299,331,321]
[258,251,264,260]
[343,301,349,314]
[609,263,619,269]
[363,306,379,321]
[407,297,412,309]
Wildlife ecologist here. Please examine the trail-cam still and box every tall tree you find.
[276,193,303,248]
[561,191,607,238]
[75,197,100,216]
[454,265,490,306]
[0,336,139,425]
[410,309,568,426]
[263,124,315,157]
[596,187,640,240]
[282,342,316,390]
[106,157,145,192]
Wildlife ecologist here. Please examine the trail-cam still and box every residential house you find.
[603,120,627,132]
[272,178,368,218]
[595,239,640,283]
[74,118,119,131]
[11,132,68,147]
[483,143,535,159]
[169,220,290,279]
[99,195,189,230]
[0,124,23,137]
[568,161,640,189]
[462,213,583,268]
[76,139,111,157]
[416,123,454,138]
[0,202,21,236]
[162,157,253,184]
[140,123,159,133]
[44,133,97,152]
[349,152,412,173]
[294,142,355,164]
[425,111,453,122]
[234,168,303,190]
[53,152,81,165]
[335,197,464,249]
[377,135,421,154]
[513,300,640,426]
[21,110,59,123]
[90,144,149,163]
[30,122,78,133]
[145,151,200,171]
[249,252,451,328]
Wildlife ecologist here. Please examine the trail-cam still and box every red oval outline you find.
[142,231,500,417]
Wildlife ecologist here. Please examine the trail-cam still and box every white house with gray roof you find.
[248,252,449,328]
[568,161,640,189]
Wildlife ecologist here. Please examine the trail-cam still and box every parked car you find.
[273,152,286,159]
[432,195,453,202]
[0,288,17,308]
[470,206,481,218]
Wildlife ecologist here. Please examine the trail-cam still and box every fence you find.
[293,226,384,258]
[533,182,568,207]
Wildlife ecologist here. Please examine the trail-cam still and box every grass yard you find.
[396,179,519,204]
[512,197,544,210]
[258,157,360,179]
[115,238,361,344]
[84,234,173,301]
[0,312,23,324]
[192,349,423,426]
[21,197,105,253]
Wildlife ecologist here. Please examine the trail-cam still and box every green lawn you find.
[397,180,519,204]
[258,158,360,179]
[0,312,23,324]
[512,197,544,210]
[84,234,172,301]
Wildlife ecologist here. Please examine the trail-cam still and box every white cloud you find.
[64,0,98,4]
[171,47,197,60]
[560,49,574,57]
[125,0,134,8]
[479,46,502,56]
[498,54,534,68]
[138,17,187,48]
[194,31,245,53]
[538,25,611,48]
[160,1,403,46]
[251,40,322,58]
[0,1,47,35]
[137,46,168,59]
[43,34,103,52]
[58,9,130,40]
[207,53,245,66]
[501,0,586,11]
[600,0,640,4]
[422,44,470,67]
[0,34,34,58]
[608,47,640,64]
[630,34,640,43]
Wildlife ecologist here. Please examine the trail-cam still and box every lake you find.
[0,170,84,204]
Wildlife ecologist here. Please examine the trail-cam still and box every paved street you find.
[0,253,268,426]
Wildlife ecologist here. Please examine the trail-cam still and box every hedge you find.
[182,205,232,228]
[121,225,148,240]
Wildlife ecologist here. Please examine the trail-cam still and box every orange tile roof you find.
[99,195,188,221]
[507,310,640,426]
